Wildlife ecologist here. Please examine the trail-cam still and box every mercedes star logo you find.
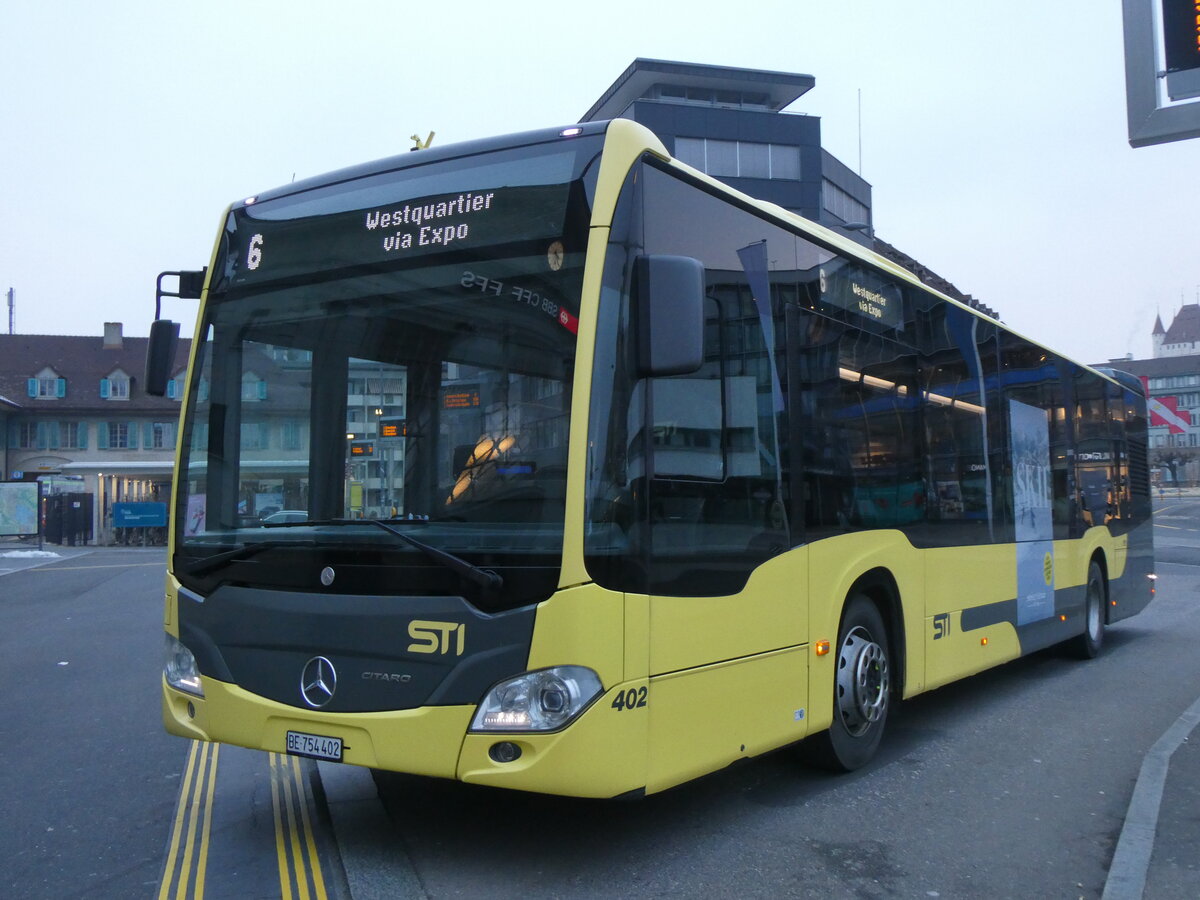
[300,656,337,708]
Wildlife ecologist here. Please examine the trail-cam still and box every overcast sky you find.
[2,1,1195,366]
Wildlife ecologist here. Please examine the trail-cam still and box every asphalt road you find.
[0,548,180,898]
[0,496,1196,898]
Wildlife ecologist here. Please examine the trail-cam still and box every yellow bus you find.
[149,119,1155,797]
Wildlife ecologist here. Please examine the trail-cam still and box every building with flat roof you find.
[581,58,871,238]
[581,59,998,319]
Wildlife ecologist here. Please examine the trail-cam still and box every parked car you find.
[261,510,309,524]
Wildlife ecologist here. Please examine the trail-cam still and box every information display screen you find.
[1163,0,1200,74]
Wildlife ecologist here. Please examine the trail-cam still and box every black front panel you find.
[179,586,535,712]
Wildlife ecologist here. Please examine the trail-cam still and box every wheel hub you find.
[835,626,890,737]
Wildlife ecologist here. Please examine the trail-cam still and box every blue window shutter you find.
[27,378,37,397]
[56,378,66,398]
[130,421,140,450]
[99,378,110,399]
[167,379,177,399]
[79,423,88,450]
[49,422,61,450]
[36,422,48,450]
[97,422,109,449]
[258,380,268,401]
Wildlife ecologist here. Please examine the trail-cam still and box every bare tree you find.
[1150,446,1200,486]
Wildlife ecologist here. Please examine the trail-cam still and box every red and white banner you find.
[1148,395,1192,435]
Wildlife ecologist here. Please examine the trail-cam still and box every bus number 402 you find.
[611,687,648,711]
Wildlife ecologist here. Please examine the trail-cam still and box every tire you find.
[807,594,892,772]
[1069,561,1106,659]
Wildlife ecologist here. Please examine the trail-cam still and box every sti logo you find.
[407,620,466,656]
[932,613,951,640]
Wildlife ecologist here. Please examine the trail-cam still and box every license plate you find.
[286,730,343,762]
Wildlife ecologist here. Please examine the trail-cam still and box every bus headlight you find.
[470,666,602,733]
[164,634,205,697]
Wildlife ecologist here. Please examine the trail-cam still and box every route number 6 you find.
[247,234,264,271]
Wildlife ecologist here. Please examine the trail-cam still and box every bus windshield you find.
[174,135,600,606]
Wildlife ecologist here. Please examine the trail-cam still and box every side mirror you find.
[145,319,180,397]
[635,255,705,376]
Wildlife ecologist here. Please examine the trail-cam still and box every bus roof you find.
[235,117,1129,394]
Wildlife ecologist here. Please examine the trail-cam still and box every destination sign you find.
[819,261,904,330]
[225,182,572,291]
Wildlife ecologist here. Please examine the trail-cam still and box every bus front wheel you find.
[809,594,891,772]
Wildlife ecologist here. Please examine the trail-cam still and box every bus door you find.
[639,293,805,793]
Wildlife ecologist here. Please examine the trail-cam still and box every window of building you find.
[104,422,132,449]
[706,139,739,177]
[823,180,870,224]
[147,422,176,450]
[101,371,131,400]
[27,368,65,399]
[240,422,270,450]
[11,421,84,450]
[738,141,770,178]
[674,137,802,181]
[241,372,267,401]
[282,421,303,451]
[61,422,87,449]
[771,144,801,180]
[648,85,770,110]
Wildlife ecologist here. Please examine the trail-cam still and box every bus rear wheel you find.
[808,594,891,772]
[1069,561,1106,659]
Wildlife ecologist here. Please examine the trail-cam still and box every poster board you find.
[0,482,40,536]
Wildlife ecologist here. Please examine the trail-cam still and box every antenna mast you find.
[6,287,12,335]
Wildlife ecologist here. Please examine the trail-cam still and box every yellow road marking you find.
[270,754,294,900]
[158,741,199,900]
[158,741,218,900]
[160,743,329,898]
[195,745,220,897]
[291,754,328,899]
[270,752,329,900]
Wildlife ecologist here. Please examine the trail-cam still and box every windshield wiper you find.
[182,540,317,577]
[263,518,503,596]
[354,518,504,596]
